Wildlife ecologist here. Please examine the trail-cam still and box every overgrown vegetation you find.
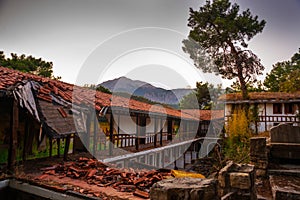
[224,108,252,163]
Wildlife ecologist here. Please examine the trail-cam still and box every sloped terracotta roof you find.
[0,66,197,120]
[182,109,224,121]
[219,92,300,103]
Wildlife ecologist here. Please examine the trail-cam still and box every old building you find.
[0,66,208,170]
[219,92,300,133]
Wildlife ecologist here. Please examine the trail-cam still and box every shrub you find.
[224,108,252,163]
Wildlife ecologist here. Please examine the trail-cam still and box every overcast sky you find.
[0,0,299,89]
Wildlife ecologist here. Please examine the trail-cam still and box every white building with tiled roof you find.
[219,92,300,133]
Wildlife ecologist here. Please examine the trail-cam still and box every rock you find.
[217,162,256,200]
[229,172,251,190]
[218,161,235,188]
[250,137,267,158]
[270,123,300,143]
[255,169,266,177]
[150,178,217,200]
[269,175,300,200]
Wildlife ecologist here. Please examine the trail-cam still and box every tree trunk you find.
[227,40,249,100]
[237,66,248,99]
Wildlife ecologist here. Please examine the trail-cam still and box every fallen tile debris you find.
[38,157,171,199]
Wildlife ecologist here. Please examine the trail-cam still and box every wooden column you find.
[8,100,18,171]
[139,116,146,145]
[154,117,157,147]
[64,135,71,161]
[57,138,60,157]
[109,112,114,156]
[22,117,29,161]
[117,114,120,148]
[93,113,98,156]
[85,113,91,150]
[264,103,267,131]
[160,118,163,146]
[117,114,120,134]
[49,137,53,157]
[72,134,75,154]
[135,114,139,151]
[167,118,173,141]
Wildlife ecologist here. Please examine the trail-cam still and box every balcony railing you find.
[258,115,300,123]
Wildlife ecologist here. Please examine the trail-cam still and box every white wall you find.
[110,114,168,135]
[226,102,299,133]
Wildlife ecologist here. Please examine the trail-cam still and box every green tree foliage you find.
[0,51,58,79]
[264,48,300,92]
[183,0,266,99]
[83,84,112,94]
[229,80,265,93]
[180,81,223,109]
[179,92,199,109]
[279,69,300,92]
[96,85,112,94]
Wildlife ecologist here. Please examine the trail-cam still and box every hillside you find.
[100,77,194,105]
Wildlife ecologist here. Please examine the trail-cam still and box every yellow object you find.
[171,170,205,179]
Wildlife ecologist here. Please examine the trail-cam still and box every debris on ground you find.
[36,157,171,199]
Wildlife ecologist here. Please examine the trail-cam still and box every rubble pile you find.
[39,157,171,199]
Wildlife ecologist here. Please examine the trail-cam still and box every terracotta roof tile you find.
[219,92,300,102]
[0,66,198,120]
[182,109,224,121]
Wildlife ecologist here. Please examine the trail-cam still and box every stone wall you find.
[270,123,300,143]
[150,162,257,200]
[250,137,268,177]
[150,178,218,200]
[217,161,257,200]
[270,123,300,160]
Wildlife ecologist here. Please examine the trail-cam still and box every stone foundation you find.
[150,162,257,200]
[250,137,268,177]
[218,161,257,200]
[150,178,217,200]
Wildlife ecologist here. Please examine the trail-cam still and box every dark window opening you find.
[284,103,294,114]
[273,103,282,114]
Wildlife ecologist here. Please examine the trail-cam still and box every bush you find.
[224,108,251,163]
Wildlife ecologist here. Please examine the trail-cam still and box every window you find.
[273,103,282,114]
[284,103,294,114]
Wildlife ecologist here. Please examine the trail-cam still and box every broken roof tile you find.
[0,66,199,120]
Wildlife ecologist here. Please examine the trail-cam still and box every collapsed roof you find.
[0,66,199,138]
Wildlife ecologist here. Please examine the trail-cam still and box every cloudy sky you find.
[0,0,299,89]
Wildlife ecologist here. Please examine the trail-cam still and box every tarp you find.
[13,81,40,122]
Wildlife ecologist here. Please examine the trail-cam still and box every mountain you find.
[100,77,194,105]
